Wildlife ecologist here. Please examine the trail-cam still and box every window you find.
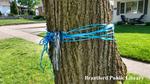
[138,1,144,13]
[126,1,137,13]
[120,3,125,13]
[118,0,144,14]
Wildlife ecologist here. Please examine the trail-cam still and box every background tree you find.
[43,0,127,84]
[10,0,19,15]
[0,11,2,16]
[18,0,41,15]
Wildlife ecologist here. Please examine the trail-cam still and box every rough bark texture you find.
[43,0,127,84]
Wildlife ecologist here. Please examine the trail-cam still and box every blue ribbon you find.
[39,24,114,71]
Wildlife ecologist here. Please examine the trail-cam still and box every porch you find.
[112,0,150,23]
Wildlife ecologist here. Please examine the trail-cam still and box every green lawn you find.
[0,19,45,26]
[115,25,150,62]
[0,38,149,84]
[124,73,150,84]
[0,38,53,84]
[38,32,46,37]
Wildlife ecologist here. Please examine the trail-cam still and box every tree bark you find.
[43,0,127,84]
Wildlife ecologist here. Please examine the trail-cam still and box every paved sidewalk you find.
[0,31,14,39]
[0,23,150,78]
[20,27,46,35]
[122,58,150,78]
[1,28,42,43]
[0,23,45,43]
[0,23,46,29]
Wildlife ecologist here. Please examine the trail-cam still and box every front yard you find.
[0,19,45,26]
[115,25,150,62]
[0,38,53,84]
[0,38,149,84]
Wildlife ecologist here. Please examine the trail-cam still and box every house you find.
[0,0,42,16]
[112,0,150,23]
[0,0,10,16]
[17,5,28,15]
[36,1,45,16]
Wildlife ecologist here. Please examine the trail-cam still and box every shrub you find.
[33,15,45,20]
[0,11,2,16]
[10,1,19,15]
[116,21,123,25]
[8,13,15,16]
[24,11,29,16]
[145,22,150,26]
[28,10,35,15]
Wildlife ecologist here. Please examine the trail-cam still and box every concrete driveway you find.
[0,23,46,43]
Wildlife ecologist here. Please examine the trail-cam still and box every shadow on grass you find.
[115,25,150,34]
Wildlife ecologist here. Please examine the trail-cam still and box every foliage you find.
[18,0,41,9]
[28,10,36,15]
[116,21,123,25]
[23,11,29,16]
[115,25,150,62]
[0,19,45,26]
[18,0,41,15]
[38,32,46,37]
[8,13,15,16]
[0,11,2,16]
[145,22,150,26]
[33,15,45,20]
[10,1,19,15]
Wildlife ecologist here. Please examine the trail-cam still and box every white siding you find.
[112,0,120,23]
[144,0,150,22]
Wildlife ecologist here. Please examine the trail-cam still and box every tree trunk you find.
[43,0,127,84]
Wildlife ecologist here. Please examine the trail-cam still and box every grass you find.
[0,38,53,84]
[115,25,150,62]
[124,73,150,84]
[38,32,46,37]
[0,38,149,84]
[0,19,45,26]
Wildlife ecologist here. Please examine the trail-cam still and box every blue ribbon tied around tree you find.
[39,24,115,71]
